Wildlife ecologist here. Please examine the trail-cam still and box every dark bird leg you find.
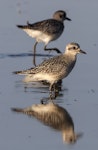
[33,41,38,66]
[53,83,60,98]
[49,83,56,100]
[53,84,57,98]
[40,97,49,104]
[49,83,61,100]
[44,45,61,54]
[49,83,54,99]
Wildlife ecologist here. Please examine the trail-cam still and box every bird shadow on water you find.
[11,100,83,145]
[0,52,53,59]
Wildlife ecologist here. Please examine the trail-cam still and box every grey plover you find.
[11,102,79,144]
[17,10,71,66]
[13,43,86,95]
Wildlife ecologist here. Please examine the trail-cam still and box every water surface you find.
[0,0,98,149]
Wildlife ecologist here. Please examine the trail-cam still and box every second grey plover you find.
[17,10,71,66]
[13,43,86,96]
[11,102,79,144]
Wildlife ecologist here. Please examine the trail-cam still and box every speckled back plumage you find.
[14,54,76,82]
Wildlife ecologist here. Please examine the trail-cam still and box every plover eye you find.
[73,46,76,50]
[60,15,63,18]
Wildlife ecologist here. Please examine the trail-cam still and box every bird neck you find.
[64,51,77,62]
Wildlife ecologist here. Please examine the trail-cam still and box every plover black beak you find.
[79,49,87,54]
[66,17,71,21]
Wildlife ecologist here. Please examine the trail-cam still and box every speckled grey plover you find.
[13,43,86,96]
[17,10,71,66]
[11,102,79,144]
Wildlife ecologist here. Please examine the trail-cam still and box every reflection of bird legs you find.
[40,83,58,104]
[40,96,55,105]
[40,99,46,104]
[41,80,62,101]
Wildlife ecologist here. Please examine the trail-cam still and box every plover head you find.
[65,42,86,55]
[53,10,71,22]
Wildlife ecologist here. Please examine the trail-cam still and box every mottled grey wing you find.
[29,55,67,74]
[27,19,64,34]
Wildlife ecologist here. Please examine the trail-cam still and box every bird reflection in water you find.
[11,102,82,144]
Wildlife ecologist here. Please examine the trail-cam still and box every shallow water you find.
[0,0,98,149]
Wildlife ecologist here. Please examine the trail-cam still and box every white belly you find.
[23,29,52,44]
[23,73,56,84]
